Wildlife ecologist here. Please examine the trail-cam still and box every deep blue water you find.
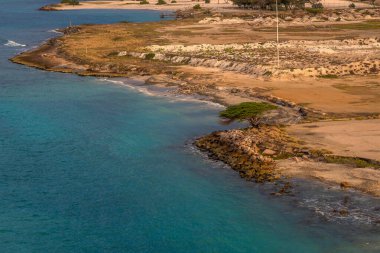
[0,1,379,252]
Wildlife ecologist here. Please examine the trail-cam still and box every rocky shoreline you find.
[10,6,380,199]
[195,126,380,195]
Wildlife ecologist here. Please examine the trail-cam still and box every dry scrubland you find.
[40,0,232,11]
[39,0,378,11]
[12,5,380,197]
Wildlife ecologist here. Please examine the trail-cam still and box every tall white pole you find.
[275,0,280,69]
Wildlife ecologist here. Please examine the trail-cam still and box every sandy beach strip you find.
[42,0,233,11]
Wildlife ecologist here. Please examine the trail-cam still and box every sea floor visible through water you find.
[102,77,380,226]
[0,0,379,252]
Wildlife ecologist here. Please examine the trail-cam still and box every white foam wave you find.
[4,40,26,47]
[101,79,156,97]
[48,29,63,34]
[99,78,224,108]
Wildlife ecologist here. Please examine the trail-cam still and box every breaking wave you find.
[4,40,26,47]
[99,78,224,108]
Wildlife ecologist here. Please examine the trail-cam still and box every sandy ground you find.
[13,7,380,197]
[46,0,232,11]
[321,0,372,8]
[277,159,380,196]
[287,119,380,160]
[286,118,380,197]
[176,66,380,115]
[46,0,373,11]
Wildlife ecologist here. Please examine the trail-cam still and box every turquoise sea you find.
[0,1,379,252]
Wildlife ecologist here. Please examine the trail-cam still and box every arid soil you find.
[11,7,380,197]
[195,125,380,196]
[277,159,380,197]
[288,119,380,160]
[39,0,374,11]
[40,0,232,11]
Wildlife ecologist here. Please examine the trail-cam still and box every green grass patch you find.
[107,51,119,57]
[61,0,79,5]
[318,74,338,79]
[112,36,124,41]
[305,8,324,14]
[145,53,156,60]
[324,155,380,169]
[220,102,277,122]
[332,20,380,30]
[193,4,201,10]
[273,152,294,160]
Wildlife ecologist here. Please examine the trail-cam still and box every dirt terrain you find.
[40,0,232,11]
[288,119,380,160]
[40,0,374,11]
[11,7,380,197]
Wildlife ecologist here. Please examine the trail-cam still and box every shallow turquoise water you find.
[0,1,379,252]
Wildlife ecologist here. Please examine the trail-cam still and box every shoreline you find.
[10,6,380,199]
[99,77,226,108]
[38,0,377,12]
[39,0,233,12]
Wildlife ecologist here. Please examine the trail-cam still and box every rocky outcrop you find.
[194,126,310,182]
[39,4,60,11]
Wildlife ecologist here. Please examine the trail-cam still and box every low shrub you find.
[61,0,79,5]
[220,102,277,126]
[318,74,338,79]
[305,7,323,14]
[311,2,324,8]
[193,4,201,9]
[145,53,156,60]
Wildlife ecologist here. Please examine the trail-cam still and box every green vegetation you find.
[232,0,309,10]
[205,0,210,3]
[61,0,79,5]
[156,0,167,5]
[273,152,294,160]
[305,7,324,14]
[107,51,119,57]
[140,0,149,4]
[324,155,380,169]
[311,1,324,9]
[171,0,177,3]
[145,53,156,60]
[193,4,201,9]
[318,74,338,79]
[112,36,124,41]
[263,71,273,76]
[332,20,380,30]
[348,2,355,8]
[220,102,277,126]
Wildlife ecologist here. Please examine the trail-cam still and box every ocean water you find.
[0,1,379,252]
